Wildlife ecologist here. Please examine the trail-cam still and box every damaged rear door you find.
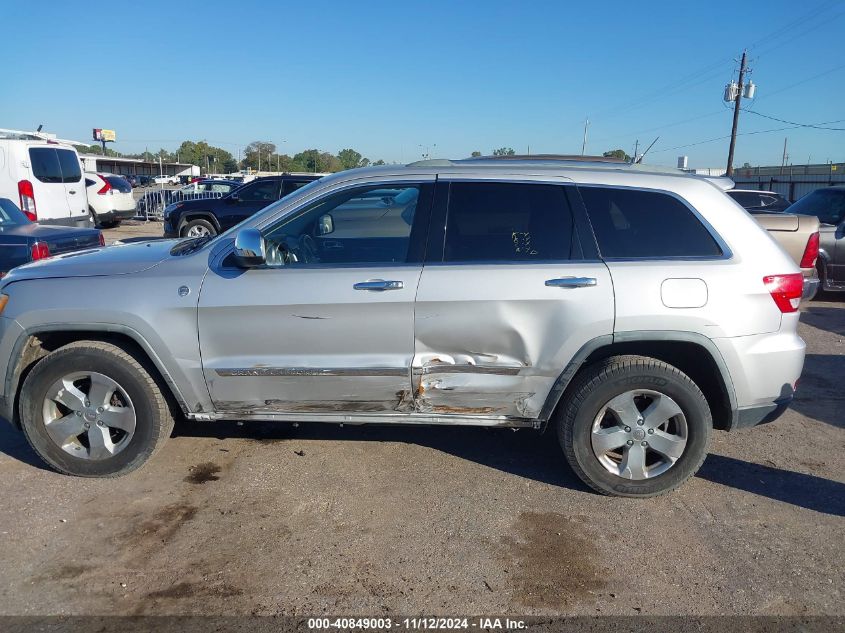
[198,177,435,415]
[412,177,614,419]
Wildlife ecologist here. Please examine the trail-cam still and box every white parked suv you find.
[0,135,89,227]
[0,156,806,496]
[84,173,137,227]
[153,174,179,186]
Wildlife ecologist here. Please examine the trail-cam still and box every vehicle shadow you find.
[3,416,843,515]
[800,305,845,336]
[0,419,53,472]
[173,418,592,493]
[697,453,845,517]
[789,353,845,428]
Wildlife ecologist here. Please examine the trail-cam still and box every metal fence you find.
[135,188,227,222]
[731,163,845,202]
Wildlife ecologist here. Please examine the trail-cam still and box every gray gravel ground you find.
[0,229,842,616]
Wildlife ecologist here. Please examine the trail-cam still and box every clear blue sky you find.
[2,0,843,167]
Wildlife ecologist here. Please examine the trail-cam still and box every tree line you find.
[74,141,636,174]
[74,140,387,175]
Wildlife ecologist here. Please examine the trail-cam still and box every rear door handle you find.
[68,190,77,194]
[353,279,404,291]
[545,277,597,288]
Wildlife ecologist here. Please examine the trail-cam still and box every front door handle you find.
[545,277,597,288]
[353,279,404,291]
[68,190,77,195]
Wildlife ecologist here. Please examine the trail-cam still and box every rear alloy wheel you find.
[181,219,216,238]
[557,355,711,497]
[19,341,173,477]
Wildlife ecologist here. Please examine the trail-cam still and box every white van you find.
[0,137,90,227]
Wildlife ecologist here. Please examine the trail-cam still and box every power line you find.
[740,109,845,131]
[586,1,843,126]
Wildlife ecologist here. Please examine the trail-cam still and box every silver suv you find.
[0,157,806,497]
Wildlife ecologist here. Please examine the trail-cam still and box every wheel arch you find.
[5,325,191,429]
[178,212,220,235]
[541,332,738,431]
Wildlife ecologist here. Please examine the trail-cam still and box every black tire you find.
[180,218,217,238]
[556,355,711,497]
[19,341,174,477]
[89,208,101,229]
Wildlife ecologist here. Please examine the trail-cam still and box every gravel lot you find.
[0,227,842,616]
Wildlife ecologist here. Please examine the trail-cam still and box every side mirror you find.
[228,194,240,204]
[317,213,334,236]
[233,228,266,267]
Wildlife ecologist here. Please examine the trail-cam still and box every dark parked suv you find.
[786,185,845,292]
[163,174,321,238]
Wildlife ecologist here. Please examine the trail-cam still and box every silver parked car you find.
[0,156,806,496]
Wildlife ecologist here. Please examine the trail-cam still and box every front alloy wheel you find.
[42,372,136,460]
[19,341,174,477]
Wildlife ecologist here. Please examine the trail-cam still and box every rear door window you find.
[239,180,281,201]
[441,182,581,262]
[29,148,63,183]
[56,149,82,183]
[282,180,312,196]
[579,186,723,259]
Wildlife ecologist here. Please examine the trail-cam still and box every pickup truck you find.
[728,190,820,300]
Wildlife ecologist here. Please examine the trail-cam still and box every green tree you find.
[371,159,386,166]
[292,149,343,173]
[170,141,235,174]
[603,149,631,161]
[492,147,515,156]
[242,141,277,172]
[471,151,482,157]
[337,148,367,170]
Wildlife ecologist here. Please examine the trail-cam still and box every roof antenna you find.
[635,136,659,164]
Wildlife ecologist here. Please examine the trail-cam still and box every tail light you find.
[31,242,50,261]
[763,273,803,313]
[18,180,36,221]
[799,232,819,269]
[98,232,105,246]
[96,175,112,195]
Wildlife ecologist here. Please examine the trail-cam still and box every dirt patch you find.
[126,503,198,548]
[502,511,606,609]
[30,563,89,583]
[184,462,221,484]
[146,581,242,600]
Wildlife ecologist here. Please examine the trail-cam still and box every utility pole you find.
[726,50,748,177]
[581,117,589,156]
[632,139,639,163]
[780,137,788,175]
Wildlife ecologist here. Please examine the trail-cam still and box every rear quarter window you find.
[579,186,723,259]
[29,148,63,183]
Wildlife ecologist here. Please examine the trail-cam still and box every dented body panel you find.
[198,265,421,414]
[412,262,614,417]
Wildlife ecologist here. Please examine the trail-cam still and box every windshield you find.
[788,189,845,225]
[0,198,30,226]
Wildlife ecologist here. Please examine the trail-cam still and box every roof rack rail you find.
[462,154,628,163]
